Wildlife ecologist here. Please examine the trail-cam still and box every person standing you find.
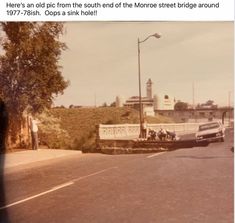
[142,119,148,139]
[30,118,39,150]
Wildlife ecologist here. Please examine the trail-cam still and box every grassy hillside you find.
[40,107,172,151]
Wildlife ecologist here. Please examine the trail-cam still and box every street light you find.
[138,33,161,138]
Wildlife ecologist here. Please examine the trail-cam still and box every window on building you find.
[199,112,205,117]
[164,95,169,99]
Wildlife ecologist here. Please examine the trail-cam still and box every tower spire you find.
[146,78,153,99]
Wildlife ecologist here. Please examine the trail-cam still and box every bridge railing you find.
[98,123,203,139]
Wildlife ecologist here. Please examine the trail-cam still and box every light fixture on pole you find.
[138,33,161,138]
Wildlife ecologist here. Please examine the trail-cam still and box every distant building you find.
[123,96,154,108]
[153,94,175,110]
[196,100,218,109]
[115,96,125,107]
[146,78,153,99]
[116,78,175,116]
[115,78,233,122]
[155,107,233,123]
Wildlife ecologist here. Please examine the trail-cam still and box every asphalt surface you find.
[0,129,233,223]
[2,149,82,170]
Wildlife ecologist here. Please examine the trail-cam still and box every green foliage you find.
[110,101,116,107]
[0,22,68,142]
[51,107,173,152]
[174,101,188,111]
[81,130,98,153]
[36,110,70,149]
[101,102,108,107]
[0,98,9,152]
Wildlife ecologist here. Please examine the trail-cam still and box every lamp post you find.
[228,91,231,127]
[138,33,161,138]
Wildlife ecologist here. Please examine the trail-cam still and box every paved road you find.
[0,129,233,223]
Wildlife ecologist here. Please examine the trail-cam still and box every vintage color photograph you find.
[0,22,234,223]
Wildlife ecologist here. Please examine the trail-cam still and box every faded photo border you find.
[0,0,234,223]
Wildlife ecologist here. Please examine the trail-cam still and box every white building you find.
[116,78,175,116]
[153,94,175,110]
[115,95,125,107]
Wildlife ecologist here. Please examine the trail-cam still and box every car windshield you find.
[199,122,220,131]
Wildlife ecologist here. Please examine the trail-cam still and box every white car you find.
[195,121,225,143]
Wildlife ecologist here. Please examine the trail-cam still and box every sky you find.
[54,22,234,107]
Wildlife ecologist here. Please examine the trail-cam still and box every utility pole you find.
[192,82,195,109]
[228,91,231,127]
[137,33,161,138]
[192,82,197,122]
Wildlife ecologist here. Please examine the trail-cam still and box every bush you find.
[49,107,173,152]
[36,110,71,149]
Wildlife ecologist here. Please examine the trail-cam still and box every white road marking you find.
[51,182,74,190]
[0,182,74,210]
[0,166,118,210]
[147,152,167,158]
[72,166,118,183]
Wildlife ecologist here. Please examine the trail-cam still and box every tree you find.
[36,109,70,149]
[102,102,108,107]
[110,101,116,107]
[0,22,68,142]
[174,101,188,110]
[205,100,214,106]
[0,98,8,152]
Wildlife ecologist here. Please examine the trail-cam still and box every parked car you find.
[195,121,225,143]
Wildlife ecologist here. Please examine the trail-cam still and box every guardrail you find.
[98,119,232,140]
[99,123,203,139]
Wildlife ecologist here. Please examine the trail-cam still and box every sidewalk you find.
[0,149,82,169]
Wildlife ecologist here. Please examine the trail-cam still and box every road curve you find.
[0,129,233,223]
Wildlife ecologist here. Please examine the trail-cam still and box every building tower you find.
[115,96,124,107]
[146,78,153,99]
